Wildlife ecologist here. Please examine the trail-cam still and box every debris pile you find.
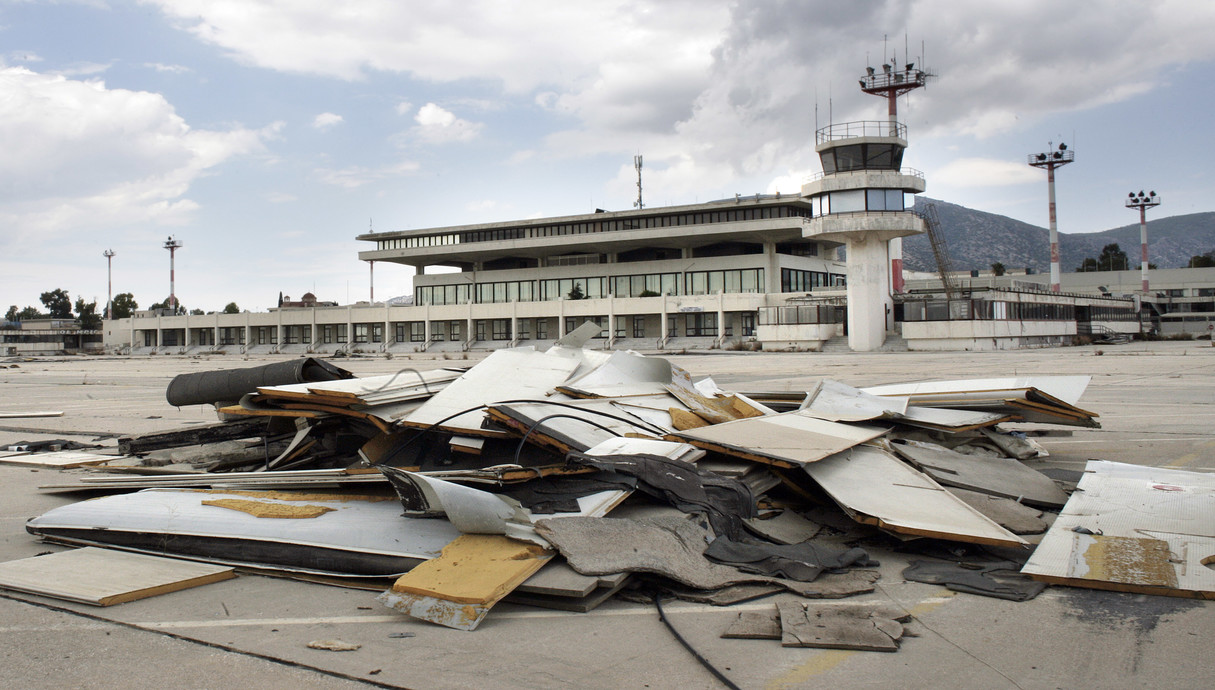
[6,323,1213,658]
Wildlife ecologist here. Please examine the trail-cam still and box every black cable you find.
[654,595,741,690]
[512,413,622,465]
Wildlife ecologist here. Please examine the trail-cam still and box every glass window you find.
[830,189,865,213]
[887,189,904,210]
[834,145,864,172]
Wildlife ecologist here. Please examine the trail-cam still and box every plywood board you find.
[803,446,1027,548]
[669,412,887,468]
[890,439,1069,508]
[1021,460,1215,598]
[799,379,908,422]
[379,534,552,630]
[398,349,582,437]
[0,450,114,469]
[0,547,234,606]
[861,376,1092,407]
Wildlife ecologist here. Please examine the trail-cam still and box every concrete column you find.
[845,236,892,352]
[890,237,904,293]
[717,292,726,343]
[763,241,780,294]
[424,303,431,345]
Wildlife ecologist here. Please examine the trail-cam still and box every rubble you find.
[5,326,1211,670]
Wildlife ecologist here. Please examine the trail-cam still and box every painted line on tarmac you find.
[134,596,959,630]
[1043,436,1214,444]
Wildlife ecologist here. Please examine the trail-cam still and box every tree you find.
[189,308,205,316]
[40,288,72,318]
[990,262,1006,276]
[1190,251,1215,268]
[223,302,241,314]
[1076,243,1130,272]
[567,283,586,300]
[18,306,42,320]
[74,298,101,330]
[110,293,137,319]
[4,306,16,323]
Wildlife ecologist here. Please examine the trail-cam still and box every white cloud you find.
[142,0,1215,205]
[313,160,420,188]
[312,112,344,129]
[933,158,1042,188]
[394,100,412,116]
[145,62,191,74]
[0,67,272,247]
[412,103,482,144]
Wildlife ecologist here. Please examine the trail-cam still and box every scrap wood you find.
[0,450,114,469]
[0,547,234,606]
[378,534,552,631]
[668,412,888,469]
[1021,460,1215,599]
[118,417,269,455]
[944,488,1050,535]
[888,438,1069,508]
[776,601,909,651]
[27,488,460,578]
[803,446,1029,549]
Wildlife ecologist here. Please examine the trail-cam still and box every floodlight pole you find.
[163,236,182,313]
[369,260,375,303]
[103,249,115,319]
[1126,191,1161,293]
[1027,144,1075,292]
[860,58,929,293]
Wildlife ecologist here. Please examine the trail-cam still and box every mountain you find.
[904,198,1215,273]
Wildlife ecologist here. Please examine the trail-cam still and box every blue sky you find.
[3,0,1213,314]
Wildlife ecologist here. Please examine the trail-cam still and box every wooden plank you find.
[0,450,114,469]
[0,547,234,606]
[379,534,552,630]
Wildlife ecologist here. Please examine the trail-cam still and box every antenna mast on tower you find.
[633,155,644,209]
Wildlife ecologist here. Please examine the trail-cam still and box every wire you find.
[654,595,741,690]
[512,413,622,465]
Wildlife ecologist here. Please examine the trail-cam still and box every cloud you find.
[144,0,1215,202]
[313,160,420,188]
[0,66,272,247]
[145,62,191,74]
[312,112,344,129]
[412,103,482,144]
[932,158,1042,188]
[394,100,412,116]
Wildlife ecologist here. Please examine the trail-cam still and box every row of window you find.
[903,300,1082,322]
[809,189,906,216]
[375,205,812,251]
[418,269,771,305]
[781,268,846,292]
[819,142,905,174]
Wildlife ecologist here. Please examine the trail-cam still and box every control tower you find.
[801,59,929,351]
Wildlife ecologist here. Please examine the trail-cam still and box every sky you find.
[3,0,1214,315]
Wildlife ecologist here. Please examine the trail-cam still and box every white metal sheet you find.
[803,446,1027,548]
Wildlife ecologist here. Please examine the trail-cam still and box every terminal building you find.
[101,59,1204,355]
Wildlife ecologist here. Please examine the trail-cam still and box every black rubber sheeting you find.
[165,357,353,407]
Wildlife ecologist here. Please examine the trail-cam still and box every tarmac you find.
[1,340,1213,690]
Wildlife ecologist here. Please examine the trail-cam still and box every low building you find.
[2,319,102,356]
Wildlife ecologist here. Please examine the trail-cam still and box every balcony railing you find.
[816,120,905,144]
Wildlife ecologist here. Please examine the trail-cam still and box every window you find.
[536,319,548,340]
[685,313,718,337]
[409,322,425,342]
[741,313,756,337]
[491,319,510,340]
[632,315,646,338]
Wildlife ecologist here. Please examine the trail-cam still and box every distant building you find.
[277,293,337,309]
[1,318,102,356]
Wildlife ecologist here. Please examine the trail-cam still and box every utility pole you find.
[633,155,644,210]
